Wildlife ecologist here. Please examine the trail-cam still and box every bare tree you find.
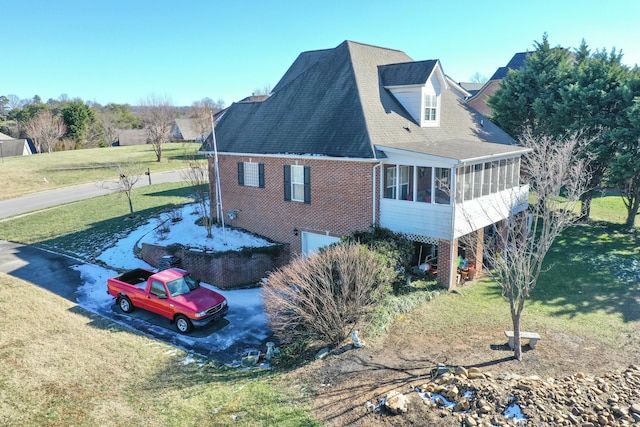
[96,111,119,147]
[138,95,176,162]
[6,94,25,110]
[25,110,66,153]
[469,72,488,84]
[102,162,144,216]
[465,131,591,360]
[251,84,272,97]
[180,158,213,237]
[189,103,214,143]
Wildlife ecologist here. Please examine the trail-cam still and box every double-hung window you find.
[424,94,438,123]
[284,164,310,203]
[237,162,264,188]
[384,165,397,199]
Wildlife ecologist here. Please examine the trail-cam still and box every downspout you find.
[372,162,382,225]
[448,166,458,289]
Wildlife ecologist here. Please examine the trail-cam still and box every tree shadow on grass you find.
[527,223,639,322]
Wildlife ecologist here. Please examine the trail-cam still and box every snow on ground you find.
[97,204,273,270]
[74,204,272,362]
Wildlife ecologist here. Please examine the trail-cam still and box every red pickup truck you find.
[107,268,228,334]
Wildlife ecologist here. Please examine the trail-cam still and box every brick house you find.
[201,41,530,289]
[466,52,528,116]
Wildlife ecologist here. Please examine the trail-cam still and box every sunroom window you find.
[384,165,397,199]
[384,165,412,200]
[434,168,451,205]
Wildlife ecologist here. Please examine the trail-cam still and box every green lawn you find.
[0,143,202,200]
[0,152,638,425]
[0,182,198,260]
[0,273,320,427]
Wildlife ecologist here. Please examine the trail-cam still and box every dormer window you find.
[423,93,439,125]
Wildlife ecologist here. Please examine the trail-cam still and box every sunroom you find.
[378,150,529,288]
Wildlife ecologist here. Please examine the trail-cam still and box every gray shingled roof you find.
[379,60,437,86]
[202,41,526,162]
[116,129,148,146]
[490,52,529,80]
[173,119,202,141]
[0,139,35,156]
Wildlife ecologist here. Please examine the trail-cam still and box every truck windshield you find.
[166,274,200,297]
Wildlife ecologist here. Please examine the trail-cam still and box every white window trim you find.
[291,164,305,202]
[243,162,260,187]
[422,92,440,127]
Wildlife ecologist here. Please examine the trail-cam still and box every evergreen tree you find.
[488,33,573,137]
[61,101,96,147]
[560,43,629,220]
[608,68,640,226]
[489,35,634,222]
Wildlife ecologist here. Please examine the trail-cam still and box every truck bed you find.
[111,268,154,287]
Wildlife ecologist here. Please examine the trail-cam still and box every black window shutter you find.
[303,166,311,204]
[237,162,244,186]
[258,163,265,188]
[284,165,291,201]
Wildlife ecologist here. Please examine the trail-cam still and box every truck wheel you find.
[118,296,134,313]
[175,315,193,334]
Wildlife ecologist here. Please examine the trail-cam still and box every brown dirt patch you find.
[295,310,640,426]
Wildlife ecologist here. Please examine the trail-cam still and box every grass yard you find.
[0,143,202,200]
[0,153,638,426]
[0,182,198,260]
[0,274,320,427]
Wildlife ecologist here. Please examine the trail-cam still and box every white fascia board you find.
[375,145,459,166]
[200,151,382,162]
[458,148,533,165]
[444,75,472,97]
[383,83,424,91]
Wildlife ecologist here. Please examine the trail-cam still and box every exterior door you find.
[301,232,341,258]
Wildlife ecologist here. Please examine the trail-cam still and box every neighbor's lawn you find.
[0,273,320,427]
[0,143,202,200]
[0,182,199,260]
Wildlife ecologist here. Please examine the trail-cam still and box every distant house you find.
[114,129,148,146]
[466,52,529,116]
[0,137,36,157]
[457,82,484,97]
[201,41,530,289]
[172,119,204,142]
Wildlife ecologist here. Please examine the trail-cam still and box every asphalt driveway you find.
[0,240,270,363]
[0,170,272,363]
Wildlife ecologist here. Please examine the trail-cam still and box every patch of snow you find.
[96,203,273,270]
[504,398,527,424]
[72,203,273,362]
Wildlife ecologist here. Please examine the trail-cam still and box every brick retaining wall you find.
[141,242,290,289]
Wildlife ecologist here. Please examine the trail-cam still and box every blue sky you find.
[4,0,640,107]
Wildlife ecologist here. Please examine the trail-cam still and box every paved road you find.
[0,169,185,220]
[0,240,264,362]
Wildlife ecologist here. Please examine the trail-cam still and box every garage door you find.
[301,232,341,257]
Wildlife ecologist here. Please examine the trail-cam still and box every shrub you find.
[263,242,395,348]
[343,226,414,294]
